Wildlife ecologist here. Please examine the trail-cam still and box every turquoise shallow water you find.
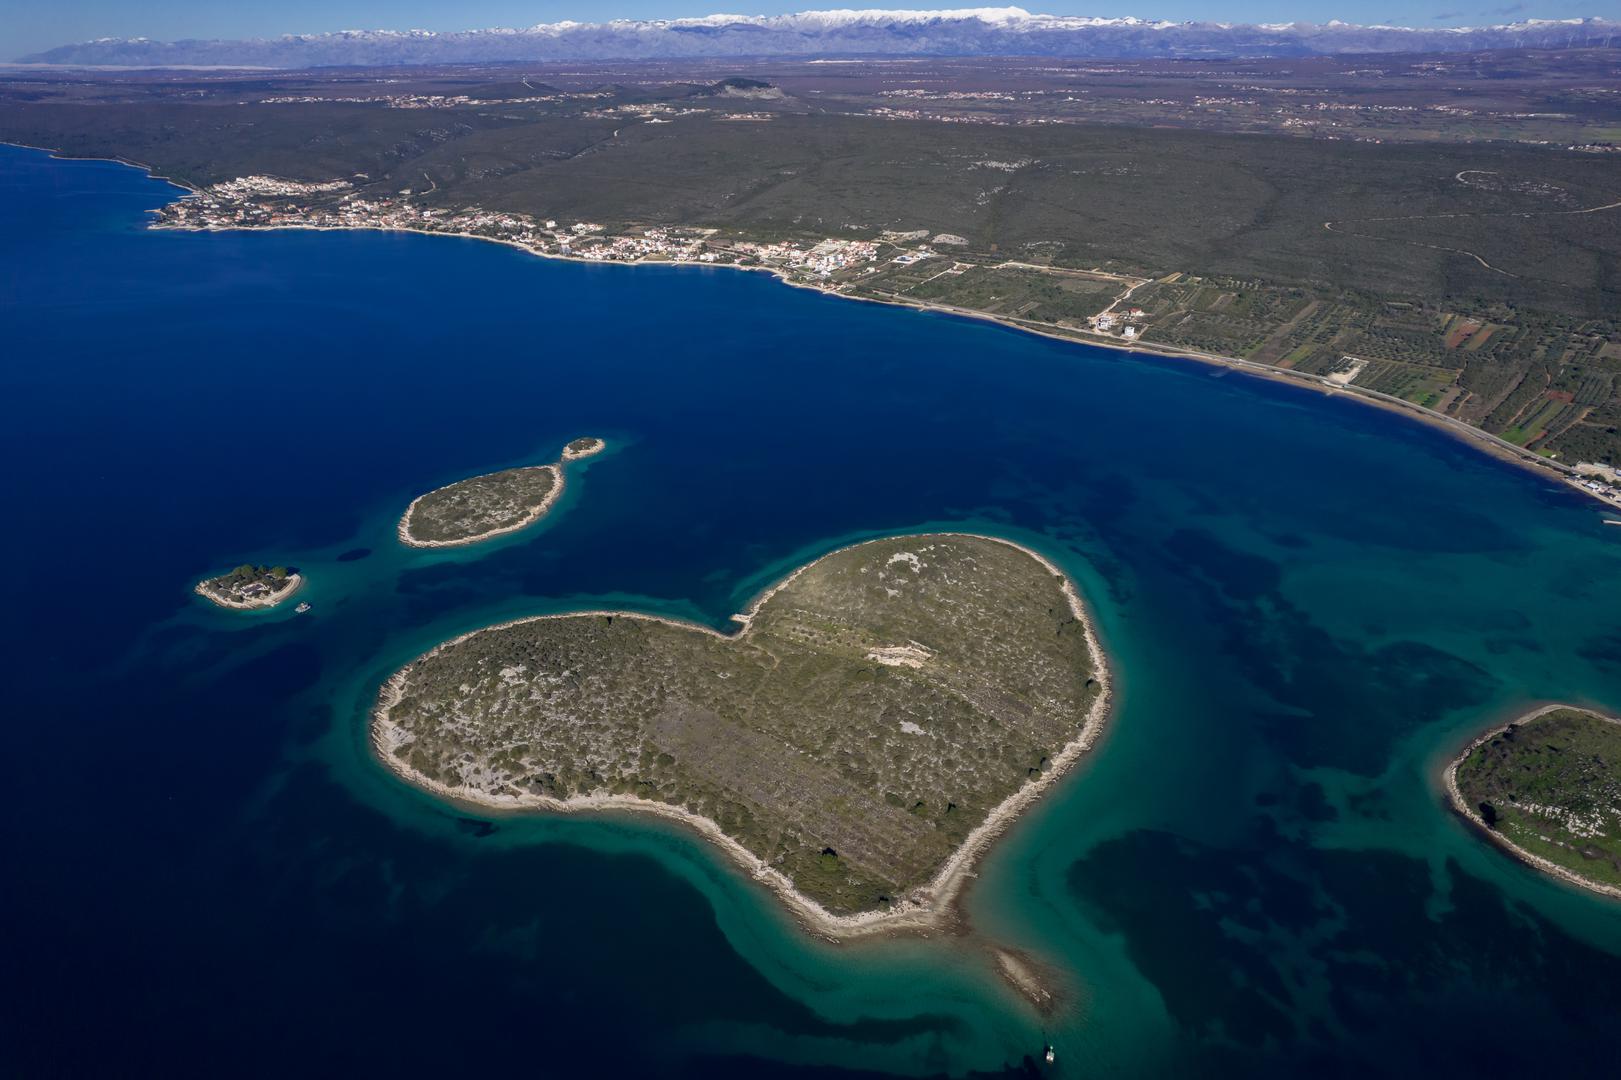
[4,142,1621,1076]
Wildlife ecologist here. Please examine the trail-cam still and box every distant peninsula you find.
[398,437,605,548]
[1448,705,1621,899]
[372,533,1111,936]
[195,564,302,610]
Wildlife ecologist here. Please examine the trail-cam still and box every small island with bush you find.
[195,564,302,610]
[561,436,606,461]
[398,436,605,548]
[1448,704,1621,898]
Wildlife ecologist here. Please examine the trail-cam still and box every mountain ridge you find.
[19,8,1621,67]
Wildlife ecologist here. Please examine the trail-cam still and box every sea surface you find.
[4,142,1621,1077]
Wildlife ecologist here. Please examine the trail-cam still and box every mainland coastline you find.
[156,212,1621,515]
[7,143,1619,516]
[371,531,1114,942]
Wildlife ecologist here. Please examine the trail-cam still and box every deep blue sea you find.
[5,142,1621,1077]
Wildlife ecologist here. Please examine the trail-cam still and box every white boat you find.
[295,601,311,613]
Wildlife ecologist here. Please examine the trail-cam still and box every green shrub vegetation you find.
[374,535,1103,915]
[7,67,1618,462]
[1455,708,1621,892]
[402,465,558,545]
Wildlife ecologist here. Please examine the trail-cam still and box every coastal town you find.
[152,175,1166,344]
[152,176,896,286]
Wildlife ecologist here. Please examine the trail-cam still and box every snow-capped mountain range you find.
[18,8,1621,67]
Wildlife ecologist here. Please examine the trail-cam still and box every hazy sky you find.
[6,1,1609,58]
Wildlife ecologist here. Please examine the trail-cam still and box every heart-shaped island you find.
[373,533,1110,934]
